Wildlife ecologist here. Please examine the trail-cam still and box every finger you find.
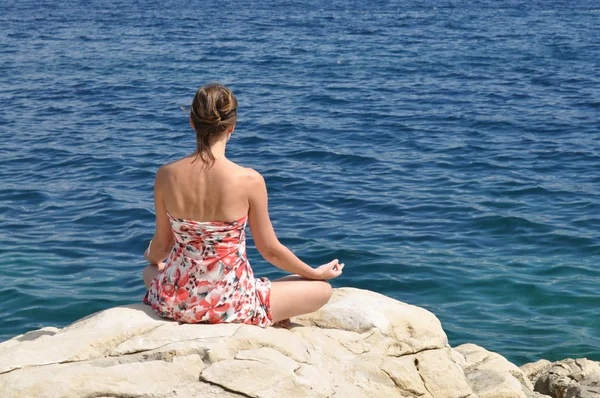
[330,259,339,271]
[338,263,345,271]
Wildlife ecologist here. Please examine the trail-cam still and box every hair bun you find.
[189,83,238,166]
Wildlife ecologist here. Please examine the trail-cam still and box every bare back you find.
[158,155,252,223]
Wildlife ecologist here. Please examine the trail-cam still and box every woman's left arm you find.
[144,167,174,264]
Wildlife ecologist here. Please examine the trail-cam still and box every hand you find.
[314,259,344,280]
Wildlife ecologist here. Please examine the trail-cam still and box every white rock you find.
[0,304,169,374]
[528,358,600,398]
[294,287,448,355]
[111,321,241,355]
[415,348,476,398]
[1,354,223,398]
[455,344,549,398]
[0,326,59,354]
[200,347,330,398]
[520,359,552,382]
[0,288,555,398]
[380,355,433,397]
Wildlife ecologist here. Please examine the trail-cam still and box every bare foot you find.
[273,318,291,328]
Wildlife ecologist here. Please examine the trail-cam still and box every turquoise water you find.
[1,0,599,365]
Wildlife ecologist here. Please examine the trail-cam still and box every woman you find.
[142,83,344,327]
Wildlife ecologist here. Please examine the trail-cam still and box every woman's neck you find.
[210,135,228,160]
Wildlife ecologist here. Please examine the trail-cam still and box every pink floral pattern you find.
[143,211,273,327]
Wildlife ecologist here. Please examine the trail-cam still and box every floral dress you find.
[143,211,273,327]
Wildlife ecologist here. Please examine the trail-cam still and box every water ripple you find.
[1,0,599,365]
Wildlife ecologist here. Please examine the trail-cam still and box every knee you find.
[316,281,333,308]
[143,264,157,289]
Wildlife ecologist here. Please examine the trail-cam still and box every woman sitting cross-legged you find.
[142,83,344,327]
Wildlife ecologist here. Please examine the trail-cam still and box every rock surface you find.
[455,344,550,398]
[521,358,600,398]
[0,287,594,398]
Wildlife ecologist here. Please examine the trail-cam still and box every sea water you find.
[0,0,599,365]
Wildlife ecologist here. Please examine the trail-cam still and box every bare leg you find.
[143,262,165,289]
[269,275,333,324]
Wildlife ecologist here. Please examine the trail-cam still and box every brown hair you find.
[190,83,238,166]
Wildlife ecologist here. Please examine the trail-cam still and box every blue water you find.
[1,0,599,365]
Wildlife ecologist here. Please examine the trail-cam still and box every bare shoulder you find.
[155,162,174,183]
[239,167,265,189]
[156,156,191,180]
[154,158,187,190]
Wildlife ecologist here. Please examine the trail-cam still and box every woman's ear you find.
[189,117,195,129]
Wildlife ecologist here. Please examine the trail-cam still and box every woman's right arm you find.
[246,169,343,280]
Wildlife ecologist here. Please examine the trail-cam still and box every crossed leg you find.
[269,275,332,324]
[142,263,165,289]
[142,266,332,325]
